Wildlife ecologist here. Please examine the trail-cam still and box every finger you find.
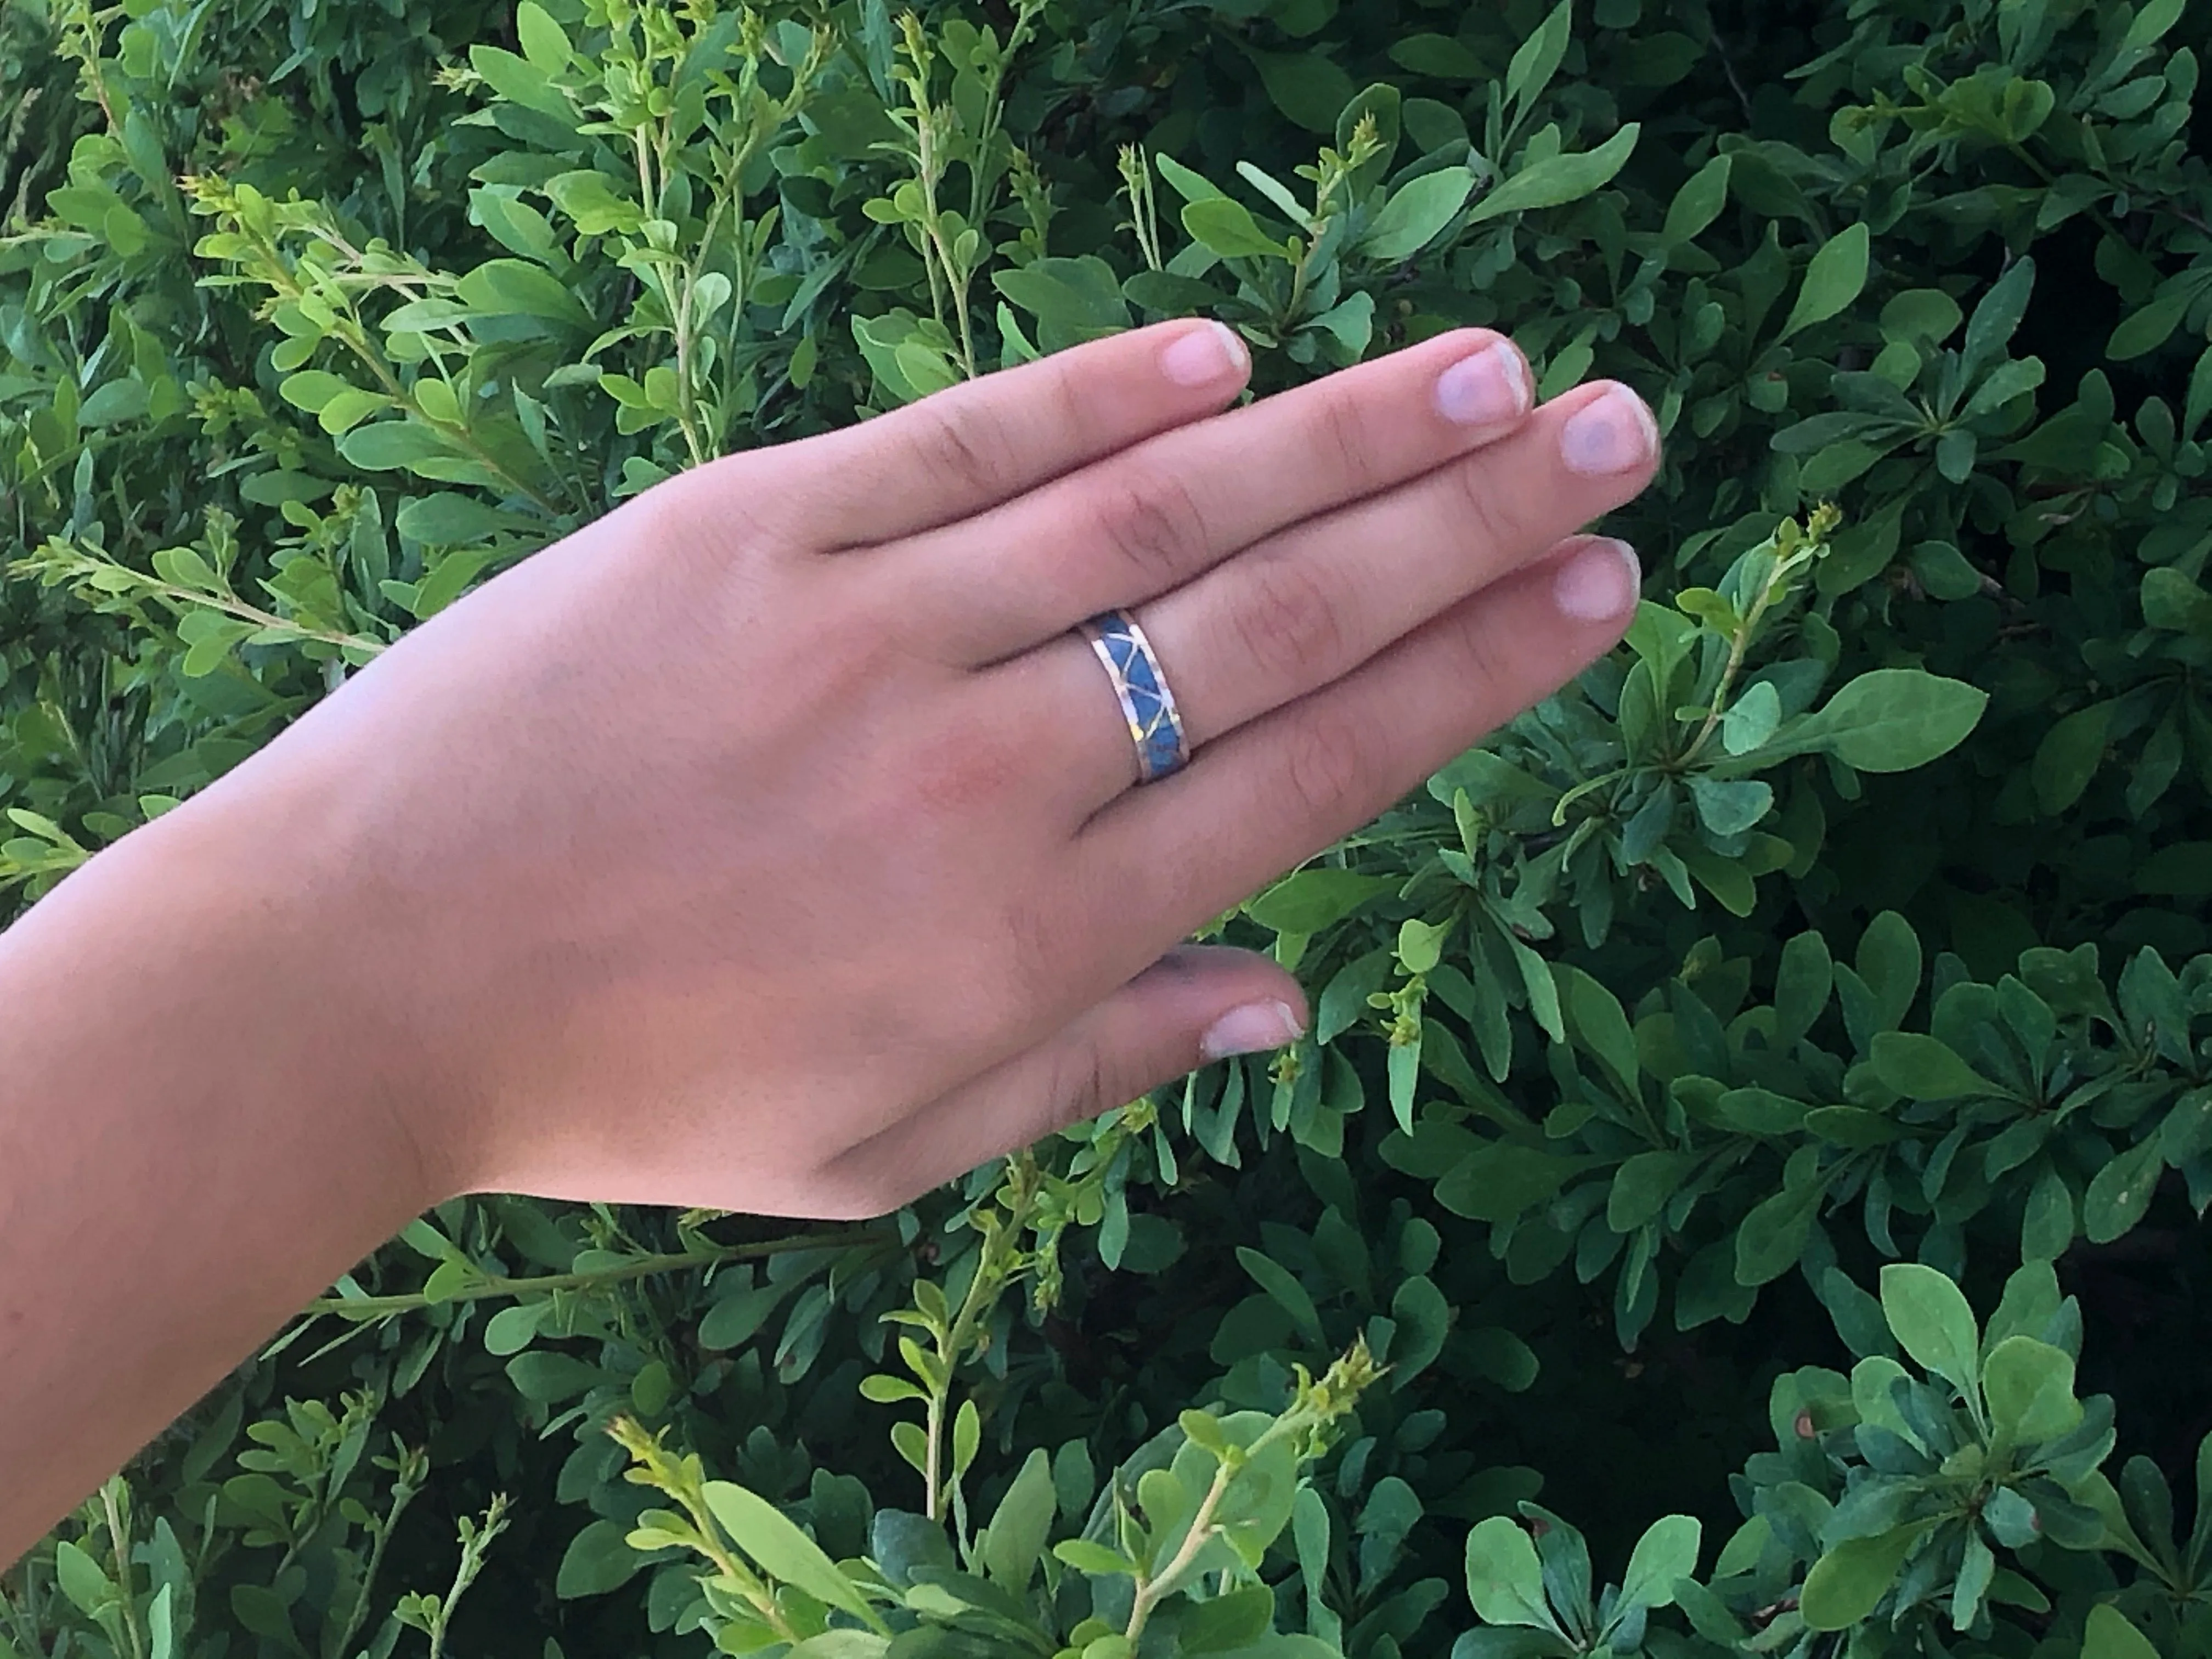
[1007,379,1658,808]
[1075,535,1642,933]
[693,319,1251,552]
[874,329,1538,661]
[810,946,1306,1216]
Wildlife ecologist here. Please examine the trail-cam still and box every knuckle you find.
[1311,383,1380,488]
[635,459,775,563]
[913,397,1017,504]
[1228,554,1347,681]
[899,709,1028,820]
[1280,704,1377,827]
[807,1158,907,1222]
[1443,601,1511,697]
[1092,465,1208,589]
[994,889,1064,1007]
[1047,1037,1115,1135]
[1447,458,1531,556]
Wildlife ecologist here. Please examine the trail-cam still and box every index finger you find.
[703,319,1252,551]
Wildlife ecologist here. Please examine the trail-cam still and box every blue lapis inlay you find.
[1084,610,1189,783]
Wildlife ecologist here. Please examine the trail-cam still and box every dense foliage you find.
[6,0,2212,1655]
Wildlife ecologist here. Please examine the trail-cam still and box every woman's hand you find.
[1,321,1657,1553]
[158,319,1659,1218]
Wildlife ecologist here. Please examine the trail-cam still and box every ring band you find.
[1079,609,1190,785]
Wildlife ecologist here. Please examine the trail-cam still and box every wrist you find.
[88,772,473,1214]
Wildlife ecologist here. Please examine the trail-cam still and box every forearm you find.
[0,800,439,1565]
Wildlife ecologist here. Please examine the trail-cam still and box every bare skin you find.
[0,319,1658,1561]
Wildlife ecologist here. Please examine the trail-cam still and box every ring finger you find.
[1003,377,1660,812]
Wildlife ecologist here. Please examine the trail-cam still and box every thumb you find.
[817,946,1306,1215]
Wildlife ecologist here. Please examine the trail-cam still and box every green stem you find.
[1677,554,1805,769]
[1125,1458,1235,1641]
[304,1227,890,1319]
[922,1162,1040,1519]
[224,219,563,516]
[35,554,387,657]
[331,1450,422,1659]
[101,1483,146,1659]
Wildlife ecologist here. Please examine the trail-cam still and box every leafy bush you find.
[5,0,2212,1656]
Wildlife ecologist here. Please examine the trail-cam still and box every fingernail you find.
[1434,340,1533,426]
[1554,538,1642,621]
[1200,1000,1305,1062]
[1162,320,1249,387]
[1560,385,1660,475]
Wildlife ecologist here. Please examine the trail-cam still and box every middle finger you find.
[871,328,1539,663]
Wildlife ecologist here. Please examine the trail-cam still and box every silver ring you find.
[1079,608,1190,785]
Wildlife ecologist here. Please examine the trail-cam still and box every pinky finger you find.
[1080,534,1644,935]
[811,945,1306,1215]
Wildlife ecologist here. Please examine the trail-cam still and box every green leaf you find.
[1719,681,1780,755]
[698,1283,784,1351]
[1799,1525,1923,1630]
[982,1449,1057,1590]
[394,493,522,546]
[1616,1515,1700,1615]
[279,369,351,414]
[2083,1137,2165,1244]
[1555,964,1638,1091]
[1249,48,1356,133]
[472,189,559,264]
[80,379,150,427]
[991,256,1131,342]
[1237,1247,1325,1345]
[2109,289,2188,360]
[340,421,461,474]
[53,1541,114,1617]
[514,0,571,71]
[1734,1181,1821,1285]
[1468,125,1641,223]
[1054,1539,1138,1576]
[1688,776,1773,837]
[2143,568,2212,635]
[2032,698,2115,816]
[1181,1585,1278,1655]
[1464,1516,1559,1632]
[2084,1604,2163,1659]
[2023,1167,2076,1262]
[1399,916,1450,974]
[1153,154,1230,206]
[483,1302,545,1356]
[1774,931,1835,1048]
[1980,1336,2082,1443]
[1607,1150,1700,1233]
[1879,1263,1980,1395]
[455,258,591,327]
[1246,869,1393,933]
[505,1351,606,1403]
[702,1482,885,1629]
[1963,258,2036,377]
[1389,1274,1451,1384]
[1661,155,1732,246]
[1434,1143,1578,1223]
[1870,1032,1997,1101]
[556,1518,647,1599]
[1781,669,1989,772]
[470,44,573,121]
[1362,168,1474,260]
[1505,0,1572,115]
[1182,198,1292,262]
[1780,223,1870,339]
[951,1398,981,1477]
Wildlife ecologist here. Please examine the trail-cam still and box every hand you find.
[171,319,1658,1218]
